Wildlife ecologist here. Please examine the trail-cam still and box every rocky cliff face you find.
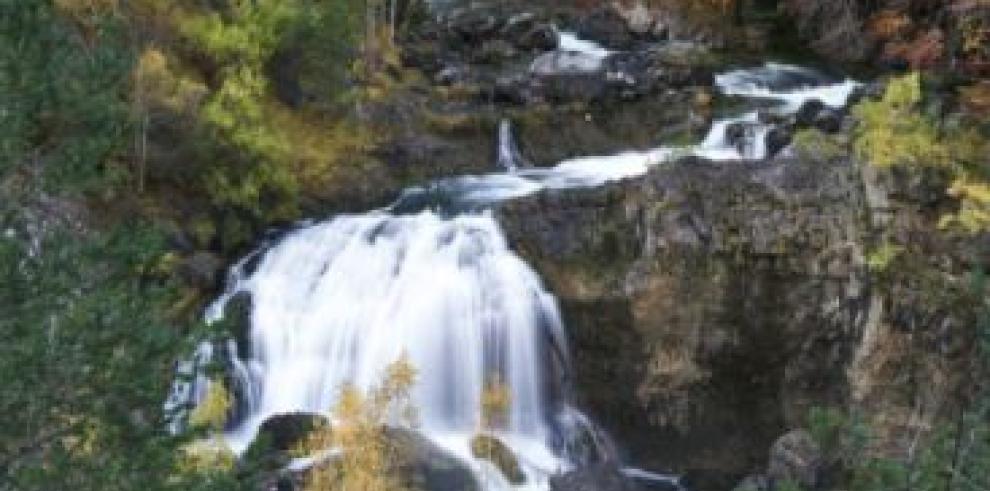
[498,153,976,488]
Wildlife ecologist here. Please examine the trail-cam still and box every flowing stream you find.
[173,33,861,491]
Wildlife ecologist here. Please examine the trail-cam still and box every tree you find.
[0,214,238,490]
[300,355,418,491]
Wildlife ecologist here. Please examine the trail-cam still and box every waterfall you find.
[497,119,529,172]
[211,211,597,488]
[175,62,863,490]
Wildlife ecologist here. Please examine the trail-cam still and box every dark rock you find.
[531,51,605,77]
[516,23,559,52]
[725,121,750,147]
[273,428,479,491]
[225,291,253,359]
[725,121,764,155]
[473,39,518,64]
[253,413,328,453]
[550,464,643,491]
[434,64,470,86]
[470,434,526,485]
[577,7,635,50]
[794,99,825,127]
[448,8,500,42]
[177,251,224,290]
[501,12,538,39]
[757,110,790,126]
[543,72,609,103]
[765,126,793,158]
[812,108,843,133]
[494,76,540,105]
[767,430,823,489]
[497,156,871,481]
[848,80,886,106]
[386,429,480,491]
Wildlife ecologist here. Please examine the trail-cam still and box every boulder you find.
[765,126,794,158]
[767,430,823,489]
[794,99,826,127]
[550,464,643,491]
[516,23,559,52]
[253,413,328,453]
[270,428,479,491]
[470,434,526,485]
[577,7,635,50]
[386,429,480,491]
[531,51,605,76]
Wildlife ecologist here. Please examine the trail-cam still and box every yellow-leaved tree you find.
[854,72,990,232]
[301,354,418,491]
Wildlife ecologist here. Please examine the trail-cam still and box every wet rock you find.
[470,434,526,485]
[604,52,657,98]
[434,64,470,86]
[531,51,605,77]
[276,428,480,491]
[765,126,793,158]
[757,110,790,126]
[493,76,538,105]
[767,430,823,489]
[386,429,480,491]
[253,413,328,453]
[725,121,763,154]
[813,108,843,134]
[222,291,254,363]
[577,7,635,50]
[500,12,538,39]
[516,23,559,52]
[794,99,826,127]
[550,464,644,491]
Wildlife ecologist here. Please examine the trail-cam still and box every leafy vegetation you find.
[0,0,133,192]
[0,214,241,490]
[854,72,990,232]
[299,355,418,491]
[805,270,990,491]
[792,128,846,161]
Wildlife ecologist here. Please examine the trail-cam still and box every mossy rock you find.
[470,434,526,485]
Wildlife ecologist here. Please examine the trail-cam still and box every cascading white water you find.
[211,211,582,489]
[497,119,528,172]
[177,60,863,491]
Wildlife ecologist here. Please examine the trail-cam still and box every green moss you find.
[793,129,846,161]
[470,434,525,485]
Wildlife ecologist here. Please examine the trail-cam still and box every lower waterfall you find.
[211,211,601,489]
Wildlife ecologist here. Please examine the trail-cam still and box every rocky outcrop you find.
[497,152,976,488]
